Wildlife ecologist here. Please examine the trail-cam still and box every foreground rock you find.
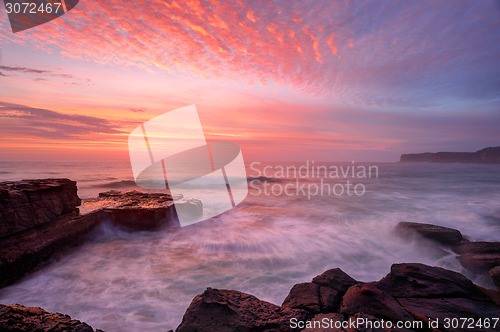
[395,221,462,245]
[177,288,308,332]
[400,146,500,163]
[178,263,500,331]
[0,304,102,331]
[0,180,202,288]
[282,268,358,314]
[0,179,80,238]
[0,179,95,288]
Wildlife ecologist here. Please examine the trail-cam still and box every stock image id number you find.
[5,2,63,14]
[439,318,499,329]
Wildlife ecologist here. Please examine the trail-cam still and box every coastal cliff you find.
[400,146,500,163]
[0,180,202,288]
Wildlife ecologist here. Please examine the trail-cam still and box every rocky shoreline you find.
[0,179,202,288]
[1,179,500,331]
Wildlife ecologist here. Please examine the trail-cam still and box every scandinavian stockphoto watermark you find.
[128,105,248,227]
[249,160,379,199]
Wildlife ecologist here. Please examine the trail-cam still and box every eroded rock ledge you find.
[0,179,202,288]
[0,179,80,238]
[177,263,500,331]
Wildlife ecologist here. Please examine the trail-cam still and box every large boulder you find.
[176,287,307,332]
[375,263,491,300]
[281,268,358,314]
[312,268,358,313]
[340,282,414,322]
[452,242,500,254]
[398,297,500,330]
[0,304,101,331]
[281,282,322,313]
[0,179,80,237]
[375,263,500,331]
[459,253,500,272]
[82,190,202,230]
[395,222,462,245]
[451,242,500,272]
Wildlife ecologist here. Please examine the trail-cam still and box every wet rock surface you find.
[0,181,202,288]
[395,221,463,245]
[81,190,202,230]
[177,263,500,331]
[453,242,500,273]
[0,304,102,332]
[0,179,80,238]
[0,212,100,288]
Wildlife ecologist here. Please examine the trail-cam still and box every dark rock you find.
[0,304,101,331]
[375,263,500,331]
[301,313,344,332]
[281,268,358,314]
[400,146,500,164]
[452,241,500,254]
[0,179,80,238]
[312,268,358,290]
[398,297,500,331]
[281,282,321,313]
[0,212,100,288]
[395,222,462,245]
[459,253,500,272]
[452,242,500,272]
[0,185,202,288]
[340,282,414,322]
[177,263,500,332]
[490,266,500,289]
[376,263,492,301]
[176,287,308,332]
[479,287,500,306]
[312,268,358,312]
[346,313,410,332]
[82,190,202,230]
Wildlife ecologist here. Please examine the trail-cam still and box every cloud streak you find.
[0,101,127,139]
[0,65,93,85]
[1,0,499,108]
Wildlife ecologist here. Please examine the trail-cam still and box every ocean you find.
[0,160,499,331]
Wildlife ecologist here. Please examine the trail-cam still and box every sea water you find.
[0,161,499,331]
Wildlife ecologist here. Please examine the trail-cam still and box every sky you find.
[0,0,499,162]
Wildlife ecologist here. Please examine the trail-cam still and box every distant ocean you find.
[0,161,499,331]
